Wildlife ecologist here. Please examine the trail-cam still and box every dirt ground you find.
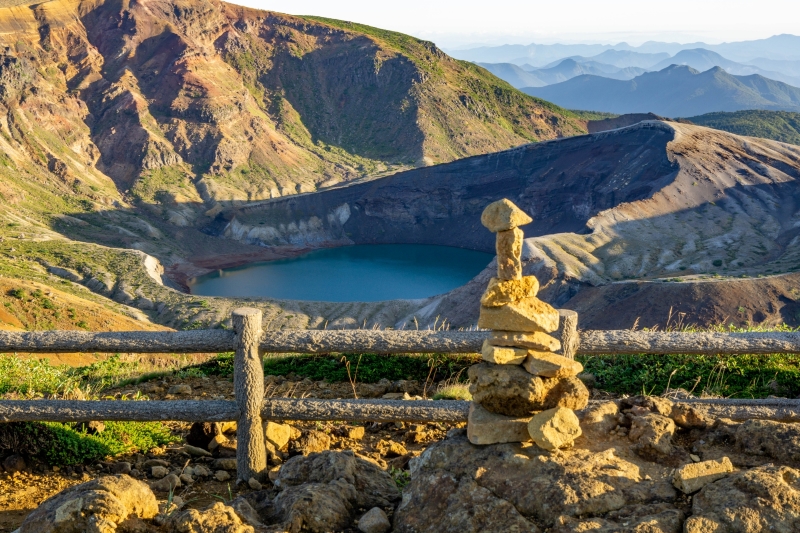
[0,373,457,532]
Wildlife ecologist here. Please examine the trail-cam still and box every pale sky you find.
[231,0,799,48]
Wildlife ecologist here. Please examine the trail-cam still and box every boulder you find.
[467,403,532,445]
[347,426,366,440]
[735,418,800,463]
[496,228,523,280]
[481,341,527,365]
[166,502,254,533]
[214,458,238,471]
[397,431,676,530]
[489,331,561,352]
[670,404,712,429]
[522,351,583,379]
[551,503,683,533]
[15,475,158,533]
[543,376,589,410]
[620,395,673,417]
[628,414,677,460]
[275,450,399,510]
[357,507,391,533]
[528,407,582,450]
[468,363,548,416]
[394,470,540,533]
[481,198,533,232]
[578,401,620,438]
[480,276,539,307]
[265,421,293,450]
[673,457,734,494]
[270,482,355,533]
[187,422,222,449]
[249,451,400,533]
[685,465,800,532]
[150,474,181,493]
[3,454,25,473]
[289,430,331,455]
[478,297,560,333]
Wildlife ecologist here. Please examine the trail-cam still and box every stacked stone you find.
[467,199,589,450]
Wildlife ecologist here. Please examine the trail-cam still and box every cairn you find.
[467,199,589,449]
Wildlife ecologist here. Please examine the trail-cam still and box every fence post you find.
[233,308,267,483]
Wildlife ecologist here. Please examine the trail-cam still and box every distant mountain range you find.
[522,65,800,117]
[448,34,800,66]
[478,59,646,88]
[649,49,800,87]
[476,46,800,91]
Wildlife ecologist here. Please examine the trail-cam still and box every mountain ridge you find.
[522,65,800,117]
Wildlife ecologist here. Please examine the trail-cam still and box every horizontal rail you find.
[4,398,800,424]
[0,399,471,423]
[578,330,800,355]
[3,329,800,356]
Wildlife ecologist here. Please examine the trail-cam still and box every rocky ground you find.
[4,372,800,532]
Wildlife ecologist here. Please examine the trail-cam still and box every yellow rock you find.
[673,457,734,494]
[481,340,527,365]
[478,297,560,333]
[528,407,582,450]
[489,331,561,352]
[467,403,532,445]
[522,351,583,378]
[496,228,523,280]
[481,199,533,233]
[481,276,539,307]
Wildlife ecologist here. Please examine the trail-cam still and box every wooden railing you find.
[3,308,800,481]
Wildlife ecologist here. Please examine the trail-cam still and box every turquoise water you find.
[189,244,493,302]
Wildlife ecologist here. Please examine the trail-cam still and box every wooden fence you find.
[3,308,800,482]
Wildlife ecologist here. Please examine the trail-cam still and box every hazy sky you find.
[233,0,799,48]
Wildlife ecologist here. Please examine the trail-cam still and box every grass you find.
[0,354,188,397]
[0,421,175,466]
[196,352,480,384]
[579,352,800,399]
[686,110,800,146]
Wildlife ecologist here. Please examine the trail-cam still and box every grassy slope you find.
[687,110,800,145]
[301,16,586,162]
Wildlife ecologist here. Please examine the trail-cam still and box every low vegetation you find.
[686,110,800,146]
[0,421,174,466]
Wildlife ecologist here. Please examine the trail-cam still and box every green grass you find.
[0,421,175,466]
[686,110,800,146]
[0,354,179,396]
[569,109,620,121]
[198,352,480,384]
[579,352,800,398]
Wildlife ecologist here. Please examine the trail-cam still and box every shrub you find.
[0,421,175,466]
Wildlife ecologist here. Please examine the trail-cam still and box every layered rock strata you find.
[468,199,588,448]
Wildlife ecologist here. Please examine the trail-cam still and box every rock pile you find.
[467,199,588,449]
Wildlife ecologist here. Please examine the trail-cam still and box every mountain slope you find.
[0,0,584,228]
[687,110,800,145]
[522,65,800,117]
[217,121,800,329]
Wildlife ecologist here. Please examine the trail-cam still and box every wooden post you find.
[233,308,267,483]
[556,309,579,359]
